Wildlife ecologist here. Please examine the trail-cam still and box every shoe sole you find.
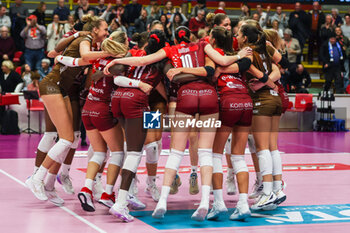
[98,200,114,208]
[275,195,287,205]
[262,204,278,211]
[109,208,134,222]
[191,208,208,222]
[78,193,95,212]
[227,191,236,196]
[152,208,166,219]
[230,212,251,221]
[26,178,48,201]
[189,188,199,195]
[207,209,228,221]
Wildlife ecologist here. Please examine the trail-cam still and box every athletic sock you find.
[147,176,156,185]
[44,173,56,191]
[273,180,283,193]
[213,189,224,203]
[96,172,102,181]
[85,178,94,191]
[33,166,39,175]
[106,184,114,195]
[116,189,128,207]
[33,166,48,182]
[159,186,170,201]
[200,185,211,208]
[256,172,262,182]
[61,164,71,176]
[227,168,234,177]
[262,181,273,195]
[239,193,248,202]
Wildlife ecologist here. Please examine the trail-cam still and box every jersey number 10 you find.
[180,54,193,68]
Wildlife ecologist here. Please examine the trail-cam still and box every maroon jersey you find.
[125,49,161,88]
[87,57,116,103]
[215,48,249,95]
[162,40,208,68]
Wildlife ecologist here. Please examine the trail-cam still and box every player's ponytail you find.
[175,26,191,43]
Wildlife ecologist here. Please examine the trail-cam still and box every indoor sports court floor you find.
[1,132,350,233]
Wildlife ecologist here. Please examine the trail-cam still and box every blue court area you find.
[132,204,350,230]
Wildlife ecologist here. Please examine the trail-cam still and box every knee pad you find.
[123,151,142,173]
[247,134,256,154]
[37,132,58,153]
[198,148,213,167]
[257,149,272,176]
[165,149,184,171]
[157,139,162,157]
[271,150,282,176]
[87,145,94,161]
[90,152,107,166]
[71,131,81,149]
[48,139,72,164]
[109,151,124,167]
[231,155,248,174]
[145,142,159,164]
[212,153,223,174]
[224,134,232,155]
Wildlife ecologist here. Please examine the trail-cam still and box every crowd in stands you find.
[0,0,350,94]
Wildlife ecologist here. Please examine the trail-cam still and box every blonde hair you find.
[2,60,14,70]
[197,29,207,39]
[264,29,282,49]
[101,38,128,57]
[109,31,127,45]
[82,14,105,32]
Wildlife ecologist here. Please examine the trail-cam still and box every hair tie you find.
[178,30,186,38]
[150,34,160,43]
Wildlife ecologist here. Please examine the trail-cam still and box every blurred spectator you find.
[284,28,301,65]
[256,4,270,28]
[9,0,29,51]
[32,2,46,26]
[135,9,148,33]
[335,26,350,92]
[109,5,125,27]
[75,0,94,22]
[47,14,64,52]
[320,31,344,93]
[214,1,226,15]
[108,18,127,34]
[170,12,187,40]
[341,14,350,39]
[240,3,250,20]
[0,5,11,28]
[252,13,259,22]
[189,9,206,38]
[320,15,336,42]
[288,2,310,63]
[20,15,46,71]
[288,64,311,93]
[21,64,39,91]
[272,20,283,38]
[0,60,23,93]
[94,0,107,17]
[64,15,75,34]
[53,0,70,23]
[38,58,51,81]
[331,8,343,27]
[191,0,207,18]
[0,26,15,64]
[124,0,142,37]
[162,1,175,20]
[308,1,325,64]
[270,6,288,32]
[145,0,160,23]
[159,14,172,41]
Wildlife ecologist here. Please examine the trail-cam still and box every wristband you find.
[259,73,269,83]
[236,54,241,60]
[73,32,80,38]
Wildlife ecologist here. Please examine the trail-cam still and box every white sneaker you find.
[207,201,228,220]
[57,173,74,194]
[274,189,287,205]
[251,192,277,211]
[249,179,263,199]
[127,194,146,210]
[226,174,237,195]
[191,205,208,222]
[129,177,139,196]
[152,199,167,219]
[25,176,48,201]
[145,182,160,202]
[109,204,134,222]
[78,187,95,212]
[45,188,64,206]
[92,177,104,201]
[230,201,251,221]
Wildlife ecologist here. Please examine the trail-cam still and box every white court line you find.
[0,169,107,233]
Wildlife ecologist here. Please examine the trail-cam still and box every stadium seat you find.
[15,66,21,75]
[24,98,44,134]
[13,51,23,63]
[294,94,313,111]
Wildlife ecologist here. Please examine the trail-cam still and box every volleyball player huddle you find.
[25,13,289,223]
